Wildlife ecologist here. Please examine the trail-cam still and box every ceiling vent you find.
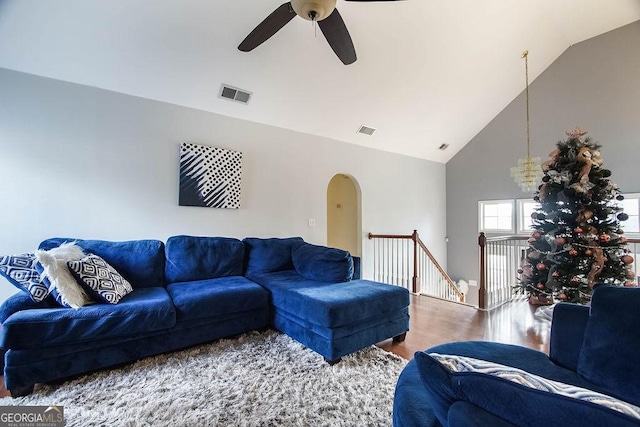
[357,125,376,136]
[438,143,450,151]
[219,84,252,105]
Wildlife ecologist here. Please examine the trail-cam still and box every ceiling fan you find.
[238,0,405,65]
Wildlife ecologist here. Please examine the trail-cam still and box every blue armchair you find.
[393,286,640,426]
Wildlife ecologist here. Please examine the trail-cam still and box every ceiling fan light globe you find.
[291,0,337,21]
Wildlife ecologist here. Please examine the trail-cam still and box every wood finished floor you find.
[377,294,551,359]
[0,294,550,398]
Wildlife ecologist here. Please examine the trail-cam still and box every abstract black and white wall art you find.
[179,143,242,209]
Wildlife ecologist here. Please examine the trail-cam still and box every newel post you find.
[478,232,487,310]
[411,229,418,294]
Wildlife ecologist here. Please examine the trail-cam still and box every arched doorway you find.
[327,174,361,256]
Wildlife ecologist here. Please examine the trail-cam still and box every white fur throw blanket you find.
[35,242,91,308]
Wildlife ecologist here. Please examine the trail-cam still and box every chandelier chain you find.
[523,50,530,159]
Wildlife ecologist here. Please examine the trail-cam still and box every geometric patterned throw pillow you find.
[0,253,51,302]
[67,254,133,304]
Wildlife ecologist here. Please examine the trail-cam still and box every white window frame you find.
[516,199,541,235]
[478,199,515,233]
[619,192,640,236]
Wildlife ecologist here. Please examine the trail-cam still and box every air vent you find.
[438,143,450,151]
[357,125,376,136]
[219,84,252,105]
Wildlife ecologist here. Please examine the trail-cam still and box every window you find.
[517,199,541,235]
[619,193,640,234]
[478,200,514,233]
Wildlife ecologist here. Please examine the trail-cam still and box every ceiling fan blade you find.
[318,9,357,65]
[238,2,297,52]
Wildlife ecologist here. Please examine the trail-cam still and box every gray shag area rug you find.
[1,330,407,426]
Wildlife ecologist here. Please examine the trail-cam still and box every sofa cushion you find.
[0,287,176,349]
[0,253,50,302]
[577,286,640,407]
[414,352,640,427]
[250,270,409,327]
[0,292,57,324]
[68,254,134,304]
[165,235,244,283]
[39,238,165,288]
[35,242,92,308]
[242,237,304,277]
[166,276,269,321]
[292,243,353,282]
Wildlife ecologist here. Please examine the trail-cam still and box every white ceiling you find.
[1,0,638,163]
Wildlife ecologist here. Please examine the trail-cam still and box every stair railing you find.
[368,230,464,303]
[478,232,529,310]
[479,233,640,310]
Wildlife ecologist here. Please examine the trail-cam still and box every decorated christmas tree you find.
[516,128,635,305]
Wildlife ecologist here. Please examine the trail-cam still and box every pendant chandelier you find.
[510,51,543,192]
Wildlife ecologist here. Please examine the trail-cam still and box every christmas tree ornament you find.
[599,234,611,243]
[569,249,578,256]
[536,263,547,271]
[622,255,634,264]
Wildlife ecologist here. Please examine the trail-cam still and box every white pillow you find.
[35,242,93,308]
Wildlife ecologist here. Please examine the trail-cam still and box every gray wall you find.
[0,68,447,303]
[446,20,640,298]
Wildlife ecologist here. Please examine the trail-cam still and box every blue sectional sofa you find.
[0,235,410,396]
[393,286,640,427]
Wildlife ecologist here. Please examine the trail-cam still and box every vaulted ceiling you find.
[1,0,638,162]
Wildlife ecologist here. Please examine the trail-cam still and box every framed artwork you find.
[179,142,242,209]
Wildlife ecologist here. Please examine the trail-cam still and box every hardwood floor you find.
[0,295,549,398]
[377,294,551,360]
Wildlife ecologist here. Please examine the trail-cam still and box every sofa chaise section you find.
[244,238,410,363]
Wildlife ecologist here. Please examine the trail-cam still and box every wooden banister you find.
[369,230,463,302]
[415,234,464,301]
